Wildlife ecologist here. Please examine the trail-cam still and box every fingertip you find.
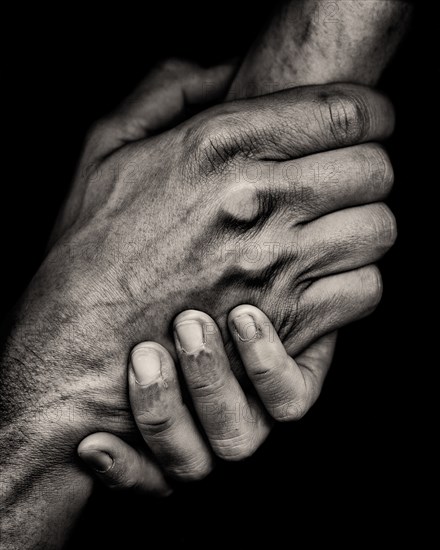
[173,310,221,353]
[229,304,261,320]
[228,304,272,327]
[228,305,275,343]
[129,341,175,387]
[79,449,114,473]
[78,433,173,496]
[78,433,117,473]
[173,309,215,328]
[130,341,169,360]
[78,432,117,455]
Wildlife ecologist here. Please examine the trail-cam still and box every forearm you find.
[0,337,95,549]
[228,0,412,99]
[0,276,132,547]
[1,440,92,549]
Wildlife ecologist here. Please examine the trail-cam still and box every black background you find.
[2,2,434,547]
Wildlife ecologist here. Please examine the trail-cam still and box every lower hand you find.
[79,305,336,494]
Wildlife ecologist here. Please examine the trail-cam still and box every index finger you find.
[202,83,394,161]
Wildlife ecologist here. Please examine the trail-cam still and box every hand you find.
[79,305,336,493]
[1,61,396,467]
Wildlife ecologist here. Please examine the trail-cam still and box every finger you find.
[128,342,214,482]
[270,143,394,221]
[78,433,172,497]
[89,59,237,159]
[198,82,394,161]
[298,203,397,278]
[280,265,383,357]
[228,304,337,421]
[173,310,272,461]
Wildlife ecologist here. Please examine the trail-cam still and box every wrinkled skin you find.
[1,73,396,461]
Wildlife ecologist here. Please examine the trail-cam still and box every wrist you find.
[1,275,141,459]
[0,433,93,549]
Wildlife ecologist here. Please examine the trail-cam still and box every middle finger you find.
[173,310,272,462]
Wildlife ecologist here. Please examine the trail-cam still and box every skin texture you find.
[229,0,412,96]
[78,305,338,491]
[0,76,396,550]
[0,1,411,548]
[79,0,413,493]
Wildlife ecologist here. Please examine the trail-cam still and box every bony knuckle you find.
[192,109,249,167]
[319,91,369,145]
[362,144,394,193]
[185,359,228,399]
[273,395,308,422]
[168,457,214,482]
[373,204,398,250]
[361,265,383,310]
[156,57,195,75]
[212,433,257,461]
[187,114,237,177]
[190,377,227,399]
[200,114,233,147]
[135,413,174,438]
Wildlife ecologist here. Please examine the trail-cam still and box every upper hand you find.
[2,60,396,465]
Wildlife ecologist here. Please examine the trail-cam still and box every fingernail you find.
[131,348,161,385]
[80,450,114,473]
[233,314,258,342]
[175,320,204,353]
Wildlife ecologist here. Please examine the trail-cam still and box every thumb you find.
[88,58,238,160]
[78,432,172,497]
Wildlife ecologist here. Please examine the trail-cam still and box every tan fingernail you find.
[175,320,204,353]
[131,348,161,385]
[79,450,114,473]
[233,314,258,341]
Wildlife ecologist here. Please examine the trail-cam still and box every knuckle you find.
[186,112,242,177]
[155,57,197,75]
[212,433,257,461]
[358,144,394,195]
[182,350,228,399]
[370,145,394,192]
[371,203,398,252]
[318,90,369,145]
[167,456,214,482]
[360,265,383,311]
[220,184,260,224]
[189,376,227,400]
[200,115,234,148]
[272,393,308,422]
[135,413,174,439]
